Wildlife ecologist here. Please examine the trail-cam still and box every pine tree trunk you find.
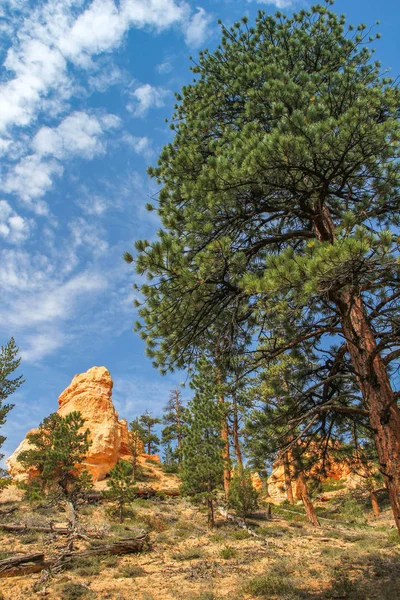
[370,489,381,517]
[296,472,320,527]
[283,452,294,505]
[233,395,243,468]
[336,291,400,533]
[219,395,231,500]
[313,210,400,533]
[176,392,182,463]
[207,498,215,528]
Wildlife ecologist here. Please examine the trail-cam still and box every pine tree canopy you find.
[130,2,399,375]
[128,1,400,533]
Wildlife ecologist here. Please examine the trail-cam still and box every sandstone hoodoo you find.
[6,366,135,482]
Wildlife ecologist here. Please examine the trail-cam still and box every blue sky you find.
[0,0,399,461]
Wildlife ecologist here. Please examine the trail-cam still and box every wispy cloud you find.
[4,111,119,210]
[0,0,212,212]
[0,200,31,243]
[127,84,170,118]
[250,0,294,7]
[184,7,213,48]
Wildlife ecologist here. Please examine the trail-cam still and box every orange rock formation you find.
[6,366,139,482]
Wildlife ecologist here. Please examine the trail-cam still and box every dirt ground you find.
[1,460,399,600]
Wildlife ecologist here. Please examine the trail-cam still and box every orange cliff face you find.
[6,366,141,483]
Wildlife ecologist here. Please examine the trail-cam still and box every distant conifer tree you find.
[139,411,161,455]
[181,361,225,527]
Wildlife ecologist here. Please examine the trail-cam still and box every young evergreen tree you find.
[106,460,137,522]
[181,361,225,527]
[128,418,146,481]
[228,467,259,519]
[129,3,400,531]
[0,338,24,478]
[139,411,161,455]
[17,411,92,500]
[161,388,186,465]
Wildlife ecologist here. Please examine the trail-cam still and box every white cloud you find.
[0,200,31,243]
[122,134,154,158]
[128,84,170,117]
[69,217,109,258]
[156,60,173,75]
[0,0,200,136]
[33,111,119,160]
[21,330,68,363]
[4,111,119,209]
[251,0,293,6]
[184,7,213,48]
[4,155,62,211]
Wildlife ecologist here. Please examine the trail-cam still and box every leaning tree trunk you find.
[370,489,381,517]
[336,291,400,533]
[296,472,320,527]
[283,452,294,505]
[313,209,400,533]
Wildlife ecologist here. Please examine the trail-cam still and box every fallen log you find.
[0,553,51,578]
[0,523,72,535]
[62,533,149,559]
[0,532,149,578]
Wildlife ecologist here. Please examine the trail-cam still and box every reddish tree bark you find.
[232,393,243,468]
[370,490,381,517]
[220,403,231,500]
[313,209,400,533]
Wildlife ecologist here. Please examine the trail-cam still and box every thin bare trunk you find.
[283,452,294,505]
[175,391,182,461]
[232,394,243,468]
[207,498,215,528]
[296,472,320,527]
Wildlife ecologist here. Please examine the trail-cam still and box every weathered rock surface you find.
[6,366,137,483]
[267,455,352,502]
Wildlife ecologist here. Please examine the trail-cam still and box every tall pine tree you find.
[129,3,400,531]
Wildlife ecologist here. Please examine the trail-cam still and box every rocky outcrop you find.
[267,452,352,503]
[6,366,138,483]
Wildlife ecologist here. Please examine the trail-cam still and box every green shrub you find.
[242,574,297,598]
[388,529,400,545]
[172,548,204,561]
[340,499,367,525]
[228,467,259,518]
[20,532,41,545]
[65,556,102,577]
[321,478,346,492]
[230,529,251,540]
[219,545,237,559]
[117,564,145,578]
[56,583,94,599]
